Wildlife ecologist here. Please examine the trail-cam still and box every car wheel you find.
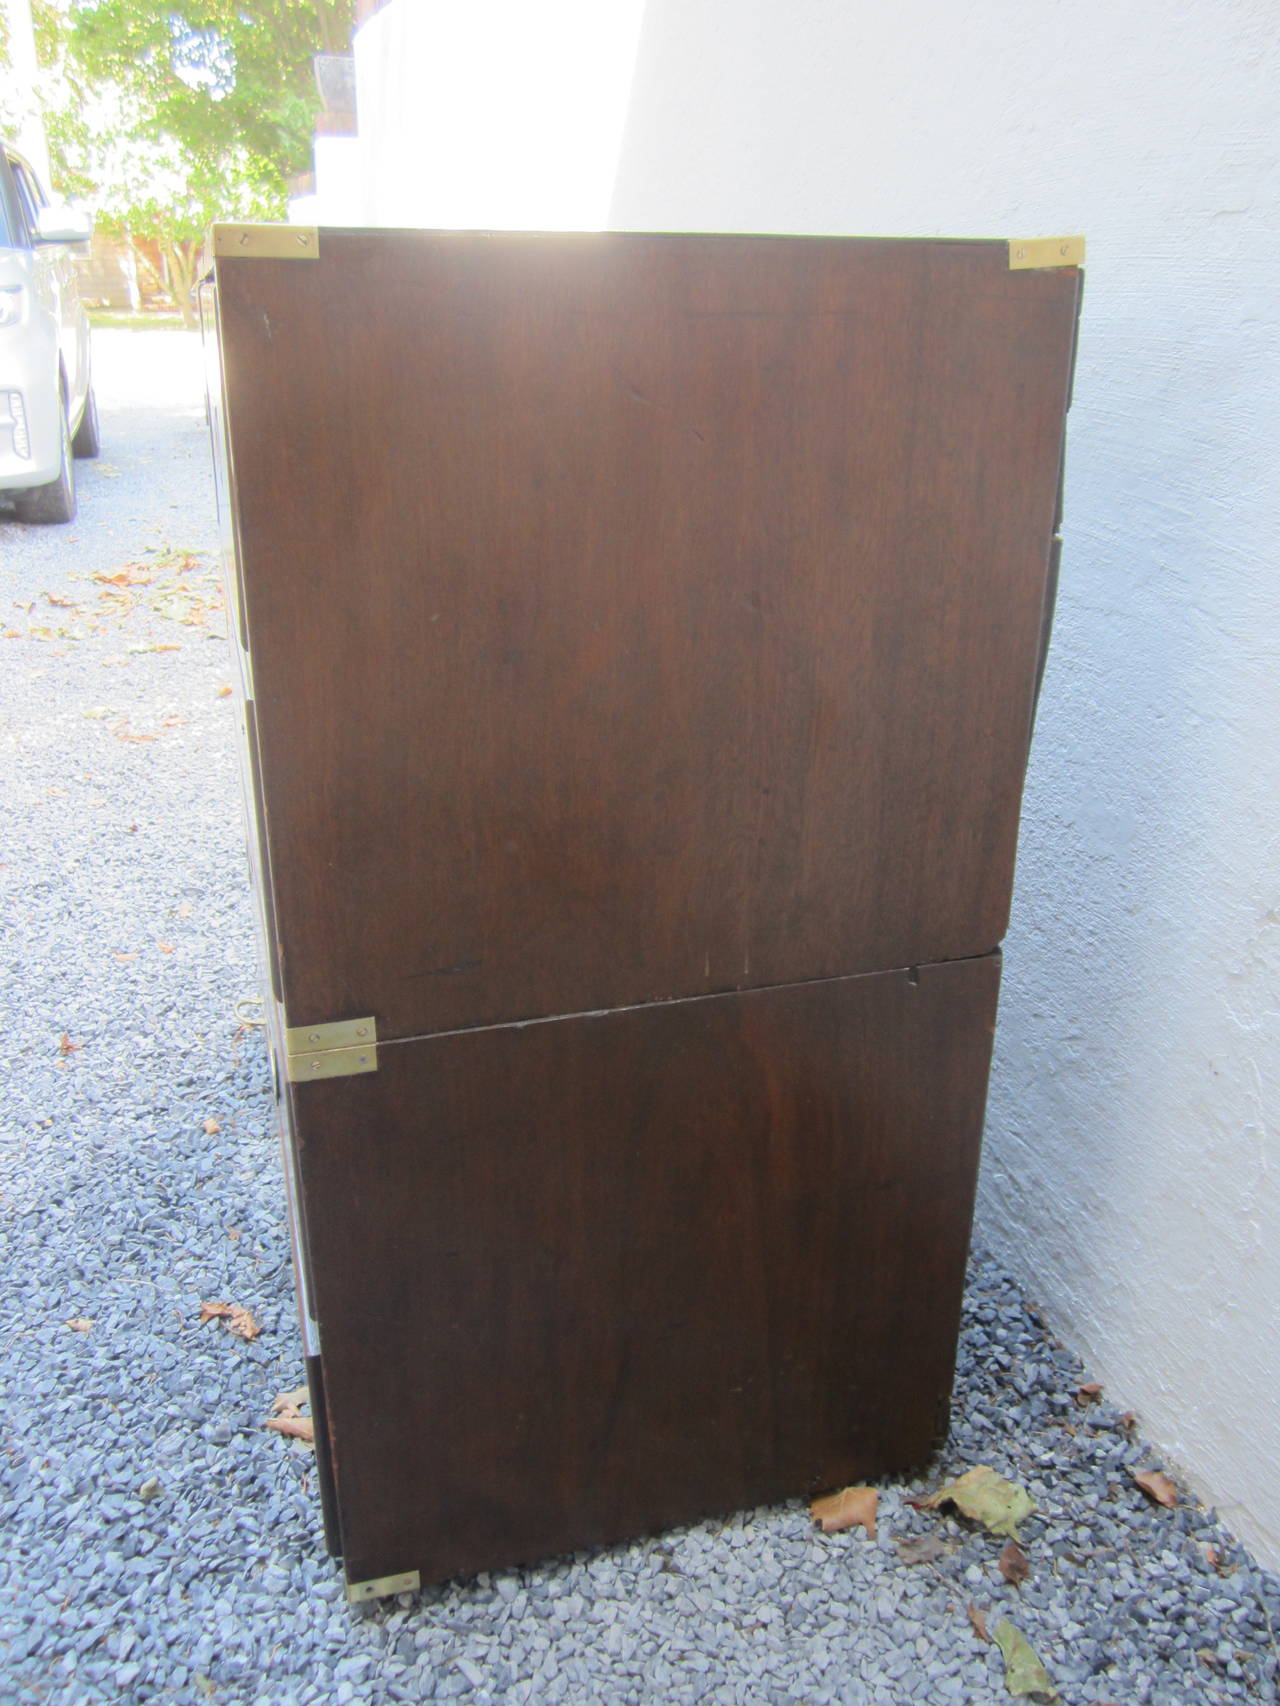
[14,393,77,525]
[72,382,101,459]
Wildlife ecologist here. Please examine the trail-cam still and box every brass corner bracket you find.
[211,223,319,261]
[1009,236,1085,271]
[346,1569,420,1604]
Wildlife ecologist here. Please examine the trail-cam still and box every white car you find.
[0,141,99,524]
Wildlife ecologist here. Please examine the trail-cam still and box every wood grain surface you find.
[291,955,1000,1586]
[214,232,1079,1042]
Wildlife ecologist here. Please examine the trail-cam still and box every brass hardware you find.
[211,223,320,261]
[346,1570,420,1604]
[234,995,266,1028]
[1008,236,1085,271]
[284,1016,378,1082]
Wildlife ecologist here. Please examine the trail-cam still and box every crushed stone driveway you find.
[2,329,1278,1706]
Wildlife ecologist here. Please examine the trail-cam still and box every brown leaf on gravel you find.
[1133,1469,1178,1508]
[199,1301,262,1341]
[999,1540,1031,1585]
[810,1485,878,1538]
[114,952,138,963]
[226,1226,241,1242]
[203,1117,221,1135]
[1075,1381,1103,1405]
[65,1317,94,1332]
[45,592,75,608]
[272,1386,310,1416]
[94,564,154,587]
[216,685,233,698]
[158,941,175,954]
[59,1032,81,1055]
[112,724,156,743]
[896,1535,947,1565]
[1119,1411,1137,1432]
[968,1603,991,1643]
[265,1414,315,1443]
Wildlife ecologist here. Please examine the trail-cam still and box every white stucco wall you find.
[351,0,1280,1566]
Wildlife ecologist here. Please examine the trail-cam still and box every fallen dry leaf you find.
[203,1117,221,1135]
[65,1317,94,1332]
[59,1032,81,1056]
[113,952,138,963]
[811,1485,878,1538]
[199,1301,262,1341]
[1119,1411,1137,1432]
[45,592,75,608]
[113,725,156,744]
[272,1386,310,1417]
[922,1467,1036,1539]
[216,685,232,698]
[138,1477,161,1502]
[993,1619,1058,1698]
[265,1414,314,1444]
[94,563,153,587]
[999,1540,1031,1586]
[896,1535,947,1566]
[226,1226,241,1242]
[968,1602,991,1644]
[1133,1469,1178,1509]
[158,941,174,954]
[1075,1381,1103,1406]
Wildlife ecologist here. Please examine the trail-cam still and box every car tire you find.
[14,392,77,525]
[72,382,101,459]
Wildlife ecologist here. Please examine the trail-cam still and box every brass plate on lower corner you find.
[212,223,319,261]
[1009,235,1085,271]
[346,1570,421,1604]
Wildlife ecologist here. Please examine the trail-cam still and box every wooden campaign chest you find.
[201,227,1081,1598]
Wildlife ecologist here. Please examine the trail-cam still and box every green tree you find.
[10,0,353,323]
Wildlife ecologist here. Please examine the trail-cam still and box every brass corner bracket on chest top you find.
[210,223,320,261]
[1008,235,1085,270]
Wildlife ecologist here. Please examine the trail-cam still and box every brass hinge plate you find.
[1009,235,1085,271]
[212,223,319,261]
[346,1570,420,1604]
[284,1016,378,1082]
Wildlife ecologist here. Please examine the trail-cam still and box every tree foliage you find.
[9,0,353,322]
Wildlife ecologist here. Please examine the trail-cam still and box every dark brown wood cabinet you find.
[202,227,1080,1599]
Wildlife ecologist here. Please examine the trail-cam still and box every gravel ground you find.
[2,328,1278,1706]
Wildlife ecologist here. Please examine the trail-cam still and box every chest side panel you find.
[215,232,1077,1039]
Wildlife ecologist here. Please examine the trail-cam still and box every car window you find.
[10,155,47,237]
[0,152,21,246]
